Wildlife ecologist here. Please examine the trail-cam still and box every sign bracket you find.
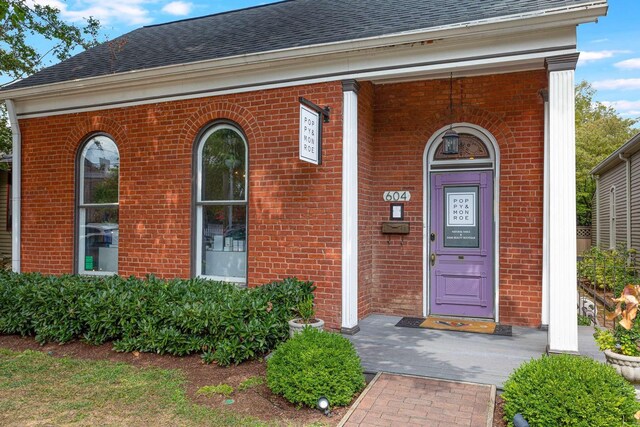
[299,97,331,123]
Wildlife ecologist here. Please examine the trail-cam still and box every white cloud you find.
[578,50,631,65]
[162,1,193,16]
[615,58,640,70]
[602,101,640,118]
[30,0,154,26]
[593,79,640,91]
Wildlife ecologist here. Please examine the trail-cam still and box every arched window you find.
[195,123,248,284]
[77,134,120,274]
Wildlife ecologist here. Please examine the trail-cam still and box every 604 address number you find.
[383,191,411,202]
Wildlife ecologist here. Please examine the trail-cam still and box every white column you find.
[546,54,579,353]
[341,80,359,334]
[541,91,550,328]
[5,99,21,273]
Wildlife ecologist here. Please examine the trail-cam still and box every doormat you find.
[395,316,512,336]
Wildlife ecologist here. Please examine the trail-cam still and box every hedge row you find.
[0,271,314,365]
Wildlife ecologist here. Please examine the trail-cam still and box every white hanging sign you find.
[300,104,321,165]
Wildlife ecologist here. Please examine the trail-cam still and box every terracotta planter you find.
[604,349,640,382]
[288,318,324,338]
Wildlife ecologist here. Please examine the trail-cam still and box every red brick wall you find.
[366,71,547,327]
[19,82,345,328]
[358,82,376,319]
[19,70,547,330]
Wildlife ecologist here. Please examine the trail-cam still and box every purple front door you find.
[429,171,494,318]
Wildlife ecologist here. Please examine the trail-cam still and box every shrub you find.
[578,245,637,294]
[502,354,640,427]
[266,328,365,408]
[0,271,314,365]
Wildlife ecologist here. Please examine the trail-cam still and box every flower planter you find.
[604,349,640,382]
[288,318,324,338]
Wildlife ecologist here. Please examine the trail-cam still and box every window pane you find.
[201,128,246,201]
[201,205,246,280]
[83,136,120,204]
[80,206,118,273]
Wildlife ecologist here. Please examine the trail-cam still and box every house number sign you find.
[383,191,411,202]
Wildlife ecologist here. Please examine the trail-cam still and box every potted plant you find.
[594,284,640,382]
[288,297,324,337]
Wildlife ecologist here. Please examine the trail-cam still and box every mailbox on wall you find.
[381,222,410,234]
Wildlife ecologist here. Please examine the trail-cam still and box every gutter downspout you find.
[620,153,631,250]
[5,99,20,272]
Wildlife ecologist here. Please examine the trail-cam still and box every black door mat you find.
[395,317,426,328]
[395,316,513,337]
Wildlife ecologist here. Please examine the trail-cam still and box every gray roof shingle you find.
[4,0,593,91]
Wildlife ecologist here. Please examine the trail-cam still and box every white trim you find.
[2,2,603,103]
[423,123,500,320]
[542,98,550,327]
[5,99,20,273]
[9,26,579,118]
[547,68,578,353]
[341,89,359,330]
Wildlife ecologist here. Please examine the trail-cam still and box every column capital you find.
[342,79,360,94]
[545,53,580,72]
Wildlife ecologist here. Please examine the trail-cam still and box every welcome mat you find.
[395,316,512,336]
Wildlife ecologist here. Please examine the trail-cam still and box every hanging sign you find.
[444,186,479,248]
[299,97,330,165]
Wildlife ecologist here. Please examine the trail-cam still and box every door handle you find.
[430,253,436,266]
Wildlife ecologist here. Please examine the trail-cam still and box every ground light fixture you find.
[317,396,331,416]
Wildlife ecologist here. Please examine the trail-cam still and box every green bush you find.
[502,354,640,427]
[266,328,365,408]
[0,271,313,365]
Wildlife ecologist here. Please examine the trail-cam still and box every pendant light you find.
[442,72,460,155]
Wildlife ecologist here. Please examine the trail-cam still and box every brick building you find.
[1,0,608,353]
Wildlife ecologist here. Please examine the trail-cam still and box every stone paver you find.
[340,373,495,427]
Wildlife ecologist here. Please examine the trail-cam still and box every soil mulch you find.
[0,335,346,426]
[492,394,506,426]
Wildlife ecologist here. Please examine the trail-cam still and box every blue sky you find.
[26,1,639,121]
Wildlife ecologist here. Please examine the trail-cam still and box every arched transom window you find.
[195,123,248,284]
[77,134,120,275]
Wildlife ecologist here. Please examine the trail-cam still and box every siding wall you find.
[0,171,10,261]
[631,152,640,253]
[597,162,626,249]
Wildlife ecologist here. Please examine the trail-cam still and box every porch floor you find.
[346,315,604,389]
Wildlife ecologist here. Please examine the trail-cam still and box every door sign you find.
[444,186,479,248]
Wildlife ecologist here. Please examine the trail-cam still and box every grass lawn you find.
[0,348,279,426]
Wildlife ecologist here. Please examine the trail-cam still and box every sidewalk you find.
[339,373,495,427]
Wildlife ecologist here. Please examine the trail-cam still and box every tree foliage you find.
[576,81,638,226]
[0,0,100,158]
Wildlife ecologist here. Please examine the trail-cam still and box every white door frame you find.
[422,123,501,321]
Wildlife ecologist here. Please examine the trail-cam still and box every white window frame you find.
[195,123,248,284]
[77,134,120,276]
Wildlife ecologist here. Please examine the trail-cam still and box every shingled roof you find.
[5,0,594,91]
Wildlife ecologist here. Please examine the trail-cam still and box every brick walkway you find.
[339,373,495,427]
